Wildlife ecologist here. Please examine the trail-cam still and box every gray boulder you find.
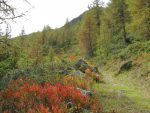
[58,69,69,75]
[70,70,85,77]
[75,59,100,74]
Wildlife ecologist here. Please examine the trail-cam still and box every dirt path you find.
[94,70,150,113]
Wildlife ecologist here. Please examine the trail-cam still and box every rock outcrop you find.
[118,60,132,74]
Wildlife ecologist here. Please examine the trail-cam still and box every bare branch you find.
[0,0,30,23]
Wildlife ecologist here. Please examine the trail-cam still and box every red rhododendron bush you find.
[0,78,103,113]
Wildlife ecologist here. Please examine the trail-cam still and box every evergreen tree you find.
[131,0,150,39]
[41,25,51,45]
[62,18,72,49]
[92,0,104,50]
[5,24,11,38]
[79,0,104,57]
[92,0,103,33]
[19,26,26,51]
[40,25,52,55]
[108,0,130,43]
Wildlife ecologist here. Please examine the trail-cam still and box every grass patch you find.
[93,71,150,113]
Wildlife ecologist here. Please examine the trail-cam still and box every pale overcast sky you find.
[10,0,109,37]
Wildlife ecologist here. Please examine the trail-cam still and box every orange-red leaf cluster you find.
[0,79,90,113]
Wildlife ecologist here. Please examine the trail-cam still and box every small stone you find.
[67,102,73,108]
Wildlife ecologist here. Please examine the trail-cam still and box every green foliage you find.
[104,0,129,42]
[79,10,99,57]
[96,0,150,63]
[0,0,150,93]
[117,41,150,60]
[130,0,150,39]
[0,1,150,112]
[0,37,19,79]
[78,1,103,58]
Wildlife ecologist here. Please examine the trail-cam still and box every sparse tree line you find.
[80,0,150,58]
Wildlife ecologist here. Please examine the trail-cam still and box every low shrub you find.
[0,78,103,113]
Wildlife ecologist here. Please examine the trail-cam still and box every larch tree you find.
[79,11,97,57]
[80,0,104,57]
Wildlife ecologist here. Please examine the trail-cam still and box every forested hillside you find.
[0,0,150,113]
